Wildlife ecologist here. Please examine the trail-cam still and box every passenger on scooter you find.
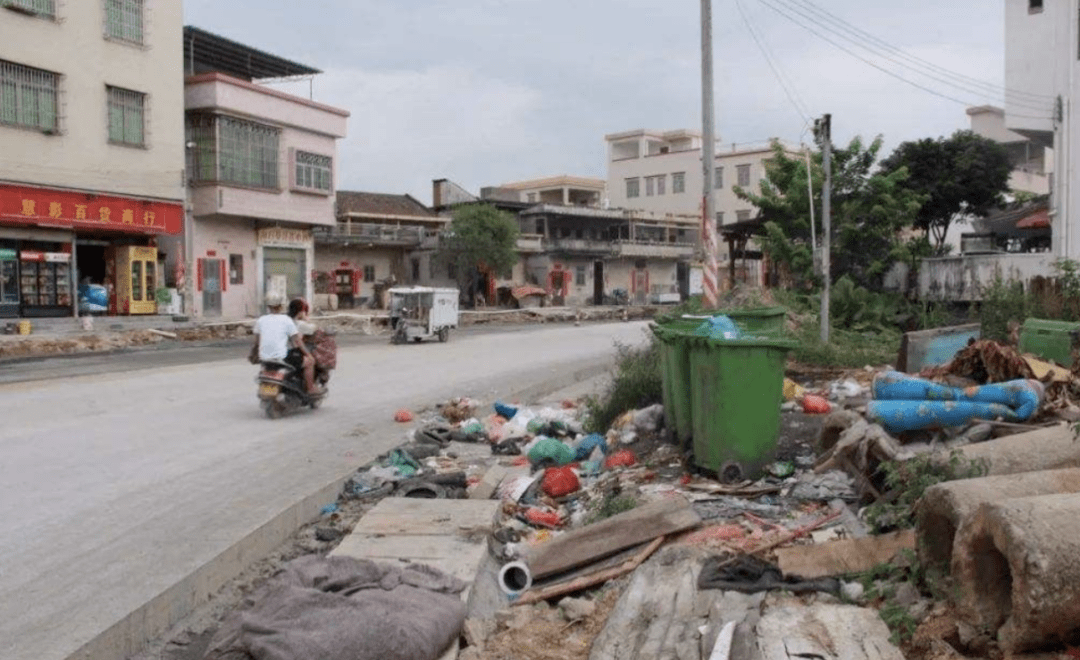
[288,297,337,380]
[252,293,323,395]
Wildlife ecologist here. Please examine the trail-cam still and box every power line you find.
[735,0,812,128]
[764,0,1053,114]
[785,0,1054,104]
[756,0,1053,120]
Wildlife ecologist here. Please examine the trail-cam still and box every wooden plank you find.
[775,530,916,579]
[354,498,498,534]
[526,496,701,580]
[469,464,508,500]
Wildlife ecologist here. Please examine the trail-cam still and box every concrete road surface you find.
[0,321,649,660]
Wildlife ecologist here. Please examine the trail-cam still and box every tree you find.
[735,136,924,291]
[436,203,519,301]
[880,130,1012,252]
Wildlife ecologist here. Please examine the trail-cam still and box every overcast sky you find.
[183,1,1023,205]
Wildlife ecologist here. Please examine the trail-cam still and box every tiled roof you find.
[336,191,437,218]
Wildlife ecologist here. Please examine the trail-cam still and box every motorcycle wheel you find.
[262,400,283,419]
[310,396,323,409]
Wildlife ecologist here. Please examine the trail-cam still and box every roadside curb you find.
[71,357,616,660]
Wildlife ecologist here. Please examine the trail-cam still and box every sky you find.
[182,1,1020,206]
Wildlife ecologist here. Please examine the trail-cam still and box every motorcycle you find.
[255,359,328,419]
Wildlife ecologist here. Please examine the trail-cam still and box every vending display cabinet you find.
[113,245,158,315]
[19,249,72,317]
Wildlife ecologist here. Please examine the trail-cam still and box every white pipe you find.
[498,561,532,596]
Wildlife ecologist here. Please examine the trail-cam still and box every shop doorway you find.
[593,260,604,306]
[0,242,18,318]
[263,247,306,303]
[202,258,222,316]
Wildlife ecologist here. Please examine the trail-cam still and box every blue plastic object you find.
[694,315,742,340]
[867,371,1044,433]
[573,433,608,461]
[494,401,519,420]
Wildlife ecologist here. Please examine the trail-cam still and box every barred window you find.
[294,151,332,193]
[104,0,144,45]
[737,164,751,187]
[0,60,58,132]
[107,86,144,146]
[625,177,639,199]
[186,114,281,189]
[672,171,685,194]
[3,0,56,19]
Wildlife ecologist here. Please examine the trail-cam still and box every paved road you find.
[0,321,650,660]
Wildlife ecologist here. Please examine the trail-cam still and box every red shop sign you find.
[0,184,182,235]
[20,250,44,261]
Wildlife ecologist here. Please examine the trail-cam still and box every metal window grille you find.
[0,60,58,132]
[3,0,56,18]
[107,85,144,146]
[625,178,639,198]
[737,164,751,187]
[672,172,685,194]
[187,114,280,189]
[363,265,375,282]
[714,166,724,189]
[104,0,143,44]
[295,151,332,192]
[656,174,666,195]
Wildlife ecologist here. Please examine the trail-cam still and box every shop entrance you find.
[201,258,222,316]
[263,247,306,303]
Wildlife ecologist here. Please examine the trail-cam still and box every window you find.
[3,0,56,19]
[737,164,751,187]
[656,175,666,196]
[187,114,281,189]
[363,265,375,282]
[672,172,685,194]
[715,211,724,228]
[105,0,144,44]
[0,60,58,132]
[736,209,752,222]
[645,176,655,196]
[575,265,586,286]
[229,254,243,285]
[625,177,640,198]
[412,258,421,281]
[447,260,457,280]
[107,85,145,146]
[527,192,537,203]
[1029,0,1043,12]
[293,150,332,193]
[714,166,724,189]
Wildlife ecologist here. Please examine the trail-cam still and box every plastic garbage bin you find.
[686,335,796,482]
[651,324,695,450]
[1019,318,1080,368]
[724,306,788,336]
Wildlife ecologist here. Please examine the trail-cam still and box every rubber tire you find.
[309,396,323,409]
[264,401,283,419]
[438,327,449,343]
[391,332,403,345]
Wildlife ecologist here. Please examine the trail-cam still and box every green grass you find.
[583,333,662,434]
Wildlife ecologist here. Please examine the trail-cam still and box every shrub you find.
[583,333,662,433]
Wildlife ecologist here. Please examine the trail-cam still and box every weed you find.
[864,451,988,533]
[583,333,662,433]
[879,600,918,645]
[585,493,638,524]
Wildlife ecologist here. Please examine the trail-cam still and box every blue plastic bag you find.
[494,400,518,420]
[694,315,741,340]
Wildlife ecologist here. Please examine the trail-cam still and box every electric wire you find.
[735,0,813,130]
[756,0,1053,120]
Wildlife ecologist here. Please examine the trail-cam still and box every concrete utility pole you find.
[818,114,832,344]
[700,0,719,309]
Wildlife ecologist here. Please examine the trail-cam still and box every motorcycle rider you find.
[252,293,323,395]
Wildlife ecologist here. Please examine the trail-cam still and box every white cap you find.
[265,292,285,308]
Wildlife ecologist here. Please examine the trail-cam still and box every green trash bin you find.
[686,334,796,482]
[651,325,695,450]
[1018,318,1080,367]
[724,306,788,336]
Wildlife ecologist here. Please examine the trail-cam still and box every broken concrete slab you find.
[468,464,508,500]
[915,468,1080,573]
[941,423,1080,476]
[753,602,905,660]
[952,493,1080,654]
[774,530,916,579]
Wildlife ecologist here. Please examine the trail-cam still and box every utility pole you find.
[817,114,832,344]
[700,0,719,309]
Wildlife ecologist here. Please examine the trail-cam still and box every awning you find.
[1016,207,1050,229]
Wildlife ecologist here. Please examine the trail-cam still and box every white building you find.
[967,105,1050,196]
[483,175,606,207]
[182,27,349,318]
[1003,0,1078,257]
[0,0,185,318]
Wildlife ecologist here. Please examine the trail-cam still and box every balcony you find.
[613,240,696,259]
[517,233,544,253]
[315,222,430,246]
[547,238,614,256]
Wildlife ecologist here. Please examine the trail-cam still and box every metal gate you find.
[201,258,222,316]
[263,247,306,303]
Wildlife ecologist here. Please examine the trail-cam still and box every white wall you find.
[191,215,258,318]
[0,1,184,202]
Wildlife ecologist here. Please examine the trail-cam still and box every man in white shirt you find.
[252,293,322,395]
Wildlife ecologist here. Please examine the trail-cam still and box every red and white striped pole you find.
[700,0,718,309]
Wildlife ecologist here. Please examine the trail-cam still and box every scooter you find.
[255,360,328,419]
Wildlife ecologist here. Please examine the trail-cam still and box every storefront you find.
[256,226,313,310]
[0,184,182,317]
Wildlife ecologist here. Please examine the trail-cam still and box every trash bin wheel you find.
[438,327,449,343]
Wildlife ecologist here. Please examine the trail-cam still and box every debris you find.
[774,530,916,579]
[915,468,1080,573]
[925,338,1036,384]
[802,394,832,414]
[897,323,981,374]
[525,496,701,581]
[523,508,562,528]
[558,596,597,621]
[841,581,865,601]
[320,503,338,515]
[146,328,177,339]
[393,409,414,423]
[315,526,342,542]
[953,493,1080,654]
[753,603,905,660]
[700,509,844,575]
[469,465,508,501]
[573,433,608,461]
[783,377,806,402]
[493,400,518,420]
[789,470,858,502]
[941,423,1080,476]
[698,554,840,595]
[540,466,581,498]
[526,436,575,468]
[603,449,637,470]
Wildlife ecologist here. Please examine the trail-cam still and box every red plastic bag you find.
[524,508,562,528]
[541,466,580,497]
[604,449,637,469]
[394,409,414,423]
[802,394,831,414]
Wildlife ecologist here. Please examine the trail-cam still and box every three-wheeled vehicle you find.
[388,286,459,344]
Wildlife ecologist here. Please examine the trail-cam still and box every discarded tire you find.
[952,493,1080,653]
[396,482,447,499]
[916,468,1080,573]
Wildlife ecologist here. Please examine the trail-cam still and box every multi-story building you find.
[181,27,349,318]
[0,0,185,318]
[605,129,800,287]
[313,191,445,308]
[483,175,606,207]
[967,105,1050,196]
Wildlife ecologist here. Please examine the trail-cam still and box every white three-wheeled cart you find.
[388,286,459,344]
